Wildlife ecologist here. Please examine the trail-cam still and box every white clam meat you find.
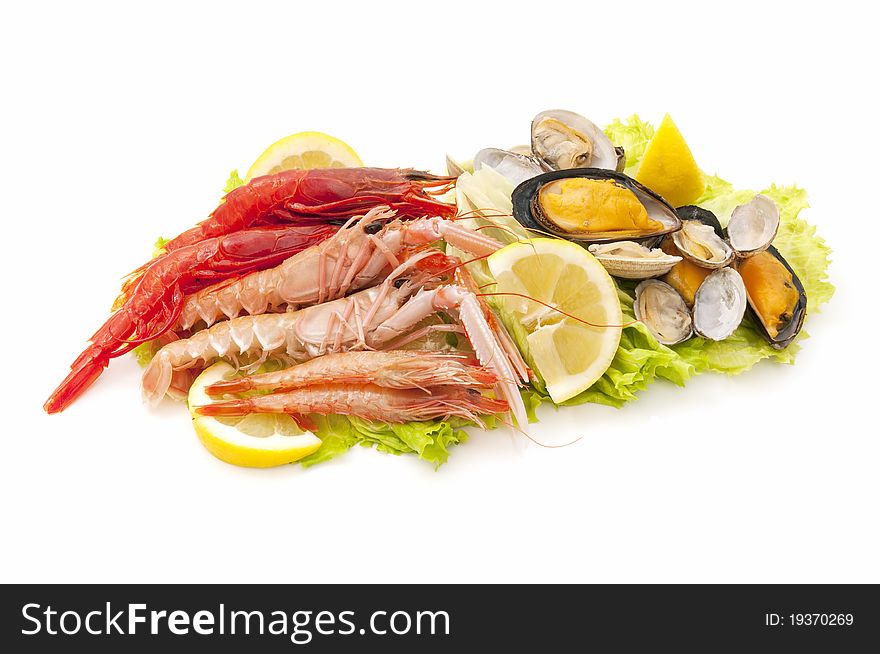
[531,110,621,171]
[672,221,735,269]
[633,279,693,345]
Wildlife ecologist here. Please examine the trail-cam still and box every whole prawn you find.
[43,223,336,414]
[164,168,456,252]
[196,384,507,427]
[205,350,497,395]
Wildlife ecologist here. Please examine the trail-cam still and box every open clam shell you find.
[511,168,682,245]
[589,241,681,279]
[473,148,546,187]
[736,245,806,349]
[671,206,735,269]
[633,279,693,345]
[531,110,624,172]
[727,194,780,258]
[692,267,747,341]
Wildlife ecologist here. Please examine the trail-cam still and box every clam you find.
[692,267,748,341]
[473,148,546,187]
[589,241,681,279]
[736,246,806,349]
[671,206,735,269]
[531,110,624,172]
[727,194,780,258]
[633,280,693,345]
[511,169,681,244]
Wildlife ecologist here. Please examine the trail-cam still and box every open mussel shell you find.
[671,206,735,270]
[511,168,682,245]
[473,148,547,187]
[692,267,748,341]
[531,110,624,172]
[588,241,681,280]
[736,245,807,349]
[634,279,693,345]
[726,194,780,258]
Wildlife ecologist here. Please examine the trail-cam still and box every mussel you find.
[634,279,693,345]
[726,194,780,258]
[472,148,546,187]
[692,267,748,341]
[531,110,624,172]
[588,241,681,280]
[511,169,681,244]
[736,245,807,349]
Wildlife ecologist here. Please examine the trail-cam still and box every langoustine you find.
[142,256,530,428]
[205,350,497,395]
[177,207,503,330]
[196,384,508,427]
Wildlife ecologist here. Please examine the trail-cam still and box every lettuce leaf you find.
[223,169,245,193]
[300,415,470,470]
[604,115,655,177]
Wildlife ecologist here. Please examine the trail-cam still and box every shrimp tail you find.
[195,398,254,417]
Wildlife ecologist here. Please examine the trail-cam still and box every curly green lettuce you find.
[299,415,472,470]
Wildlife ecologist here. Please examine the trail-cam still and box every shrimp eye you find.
[393,278,407,289]
[364,221,383,234]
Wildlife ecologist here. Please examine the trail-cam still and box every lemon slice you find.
[245,131,363,180]
[487,238,622,403]
[188,362,322,468]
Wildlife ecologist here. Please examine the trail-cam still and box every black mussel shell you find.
[739,245,807,349]
[511,168,681,245]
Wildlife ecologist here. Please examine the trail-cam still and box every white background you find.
[2,1,877,583]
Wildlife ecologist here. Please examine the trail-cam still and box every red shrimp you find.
[44,223,337,414]
[164,168,456,252]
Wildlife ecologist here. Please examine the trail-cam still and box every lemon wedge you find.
[188,362,322,468]
[635,114,705,207]
[245,131,363,180]
[487,239,622,403]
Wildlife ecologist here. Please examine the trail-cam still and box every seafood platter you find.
[44,112,833,468]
